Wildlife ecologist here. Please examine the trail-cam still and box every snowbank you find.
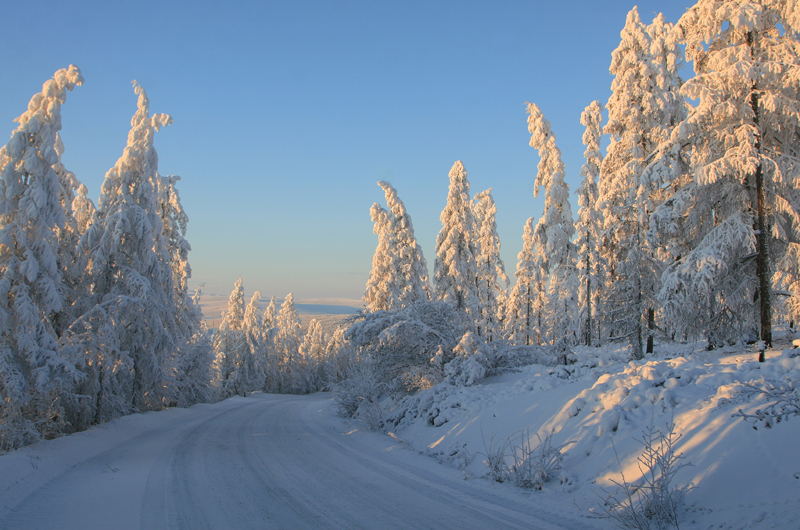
[379,342,800,529]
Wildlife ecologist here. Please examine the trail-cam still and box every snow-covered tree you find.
[379,181,431,307]
[72,184,95,236]
[364,181,430,312]
[505,218,547,346]
[649,0,800,348]
[261,295,281,392]
[214,278,246,397]
[155,174,212,403]
[346,301,466,394]
[527,102,579,350]
[599,7,685,358]
[157,176,192,318]
[443,331,488,387]
[275,293,302,393]
[0,65,84,450]
[323,327,357,385]
[364,202,393,312]
[240,291,266,394]
[78,81,176,408]
[298,319,326,393]
[473,189,508,341]
[434,161,481,324]
[574,101,607,347]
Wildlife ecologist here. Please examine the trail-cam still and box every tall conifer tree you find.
[0,66,84,450]
[434,161,481,324]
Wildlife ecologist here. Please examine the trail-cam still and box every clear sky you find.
[1,0,690,305]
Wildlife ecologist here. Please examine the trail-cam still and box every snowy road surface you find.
[0,393,596,530]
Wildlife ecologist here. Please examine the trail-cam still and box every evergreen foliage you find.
[434,161,481,323]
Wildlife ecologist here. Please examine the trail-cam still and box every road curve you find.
[0,393,597,530]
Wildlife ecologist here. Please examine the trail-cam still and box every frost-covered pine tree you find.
[474,189,508,337]
[364,202,393,312]
[598,7,685,358]
[168,287,214,407]
[323,327,356,385]
[214,278,246,397]
[275,293,302,393]
[240,291,265,394]
[78,81,176,409]
[156,174,213,403]
[0,66,84,450]
[473,188,508,341]
[158,176,192,318]
[297,319,326,393]
[379,181,431,307]
[505,218,547,345]
[527,102,579,350]
[50,134,92,338]
[434,161,481,325]
[65,183,96,318]
[364,181,430,312]
[649,0,800,348]
[574,101,606,347]
[261,295,281,392]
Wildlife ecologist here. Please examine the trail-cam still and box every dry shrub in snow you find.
[508,430,567,490]
[479,428,567,490]
[599,421,689,530]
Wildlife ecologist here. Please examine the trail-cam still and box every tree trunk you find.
[749,31,772,348]
[585,233,593,347]
[631,274,644,361]
[646,307,655,354]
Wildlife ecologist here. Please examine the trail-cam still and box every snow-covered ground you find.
[0,393,593,529]
[1,338,798,529]
[381,338,800,530]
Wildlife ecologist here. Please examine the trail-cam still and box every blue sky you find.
[1,0,690,304]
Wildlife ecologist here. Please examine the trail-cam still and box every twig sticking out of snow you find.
[597,418,690,530]
[734,379,800,429]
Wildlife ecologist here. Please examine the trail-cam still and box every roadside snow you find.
[2,341,798,529]
[378,341,800,530]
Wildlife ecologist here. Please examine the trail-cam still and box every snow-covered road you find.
[0,393,595,530]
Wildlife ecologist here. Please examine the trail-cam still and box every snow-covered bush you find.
[600,421,689,530]
[488,342,556,374]
[331,359,384,419]
[443,332,489,387]
[345,301,466,394]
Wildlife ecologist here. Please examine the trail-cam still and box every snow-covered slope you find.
[383,342,800,529]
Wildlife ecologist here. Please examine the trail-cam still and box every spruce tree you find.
[473,188,508,341]
[434,161,481,325]
[599,7,684,358]
[275,293,302,392]
[527,102,578,350]
[650,0,800,349]
[505,218,546,345]
[574,101,606,347]
[378,181,431,307]
[79,82,176,408]
[214,278,246,398]
[364,181,430,312]
[0,65,84,450]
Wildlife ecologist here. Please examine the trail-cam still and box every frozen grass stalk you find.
[599,419,690,530]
